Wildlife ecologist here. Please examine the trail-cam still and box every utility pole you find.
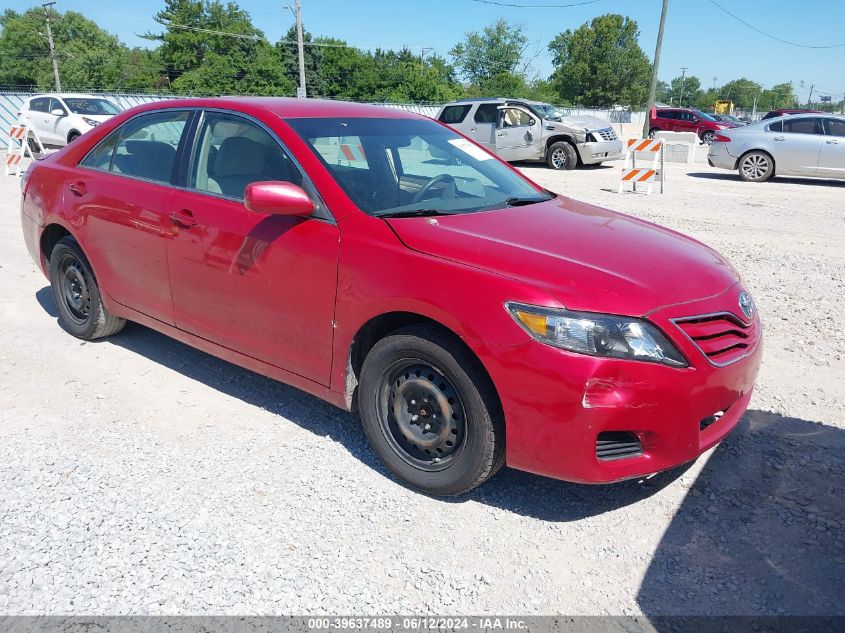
[294,0,306,98]
[643,0,669,138]
[678,67,688,107]
[805,84,814,108]
[419,47,433,76]
[42,2,61,93]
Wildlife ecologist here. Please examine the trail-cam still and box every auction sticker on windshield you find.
[448,138,493,161]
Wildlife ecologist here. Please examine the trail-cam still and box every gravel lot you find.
[0,149,842,616]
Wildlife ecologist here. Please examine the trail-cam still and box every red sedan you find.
[20,98,762,496]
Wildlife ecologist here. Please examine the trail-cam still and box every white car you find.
[17,93,121,149]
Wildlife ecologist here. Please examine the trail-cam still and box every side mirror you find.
[244,181,314,217]
[51,108,66,117]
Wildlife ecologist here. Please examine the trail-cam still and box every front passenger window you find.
[190,112,302,200]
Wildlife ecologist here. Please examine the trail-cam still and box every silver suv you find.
[436,98,623,170]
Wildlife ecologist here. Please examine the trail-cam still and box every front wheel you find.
[546,141,577,170]
[49,237,126,340]
[738,151,774,182]
[358,325,504,496]
[67,132,81,144]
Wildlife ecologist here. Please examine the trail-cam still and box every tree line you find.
[0,0,812,111]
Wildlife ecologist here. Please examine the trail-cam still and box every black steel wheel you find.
[359,325,505,496]
[378,361,466,471]
[49,236,126,340]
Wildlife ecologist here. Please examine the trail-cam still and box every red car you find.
[649,107,735,143]
[761,108,824,120]
[20,98,762,496]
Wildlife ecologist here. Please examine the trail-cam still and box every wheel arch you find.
[344,311,502,416]
[40,223,74,276]
[545,134,579,153]
[66,129,81,144]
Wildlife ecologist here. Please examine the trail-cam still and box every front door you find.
[819,118,845,178]
[774,117,824,174]
[166,110,339,385]
[71,109,192,324]
[495,107,542,162]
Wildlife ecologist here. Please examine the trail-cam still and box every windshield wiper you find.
[505,196,549,207]
[376,208,457,218]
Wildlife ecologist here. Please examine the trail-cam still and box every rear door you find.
[165,109,339,384]
[71,109,193,324]
[773,117,824,174]
[468,103,499,152]
[23,97,51,143]
[655,109,677,132]
[495,106,542,162]
[818,118,845,178]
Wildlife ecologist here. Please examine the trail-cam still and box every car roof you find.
[126,97,423,120]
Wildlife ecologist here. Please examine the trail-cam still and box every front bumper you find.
[469,284,762,484]
[579,139,624,164]
[707,142,738,171]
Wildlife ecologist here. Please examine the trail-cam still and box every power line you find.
[707,0,845,49]
[468,0,600,7]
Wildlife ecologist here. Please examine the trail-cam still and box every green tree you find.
[0,8,130,90]
[144,0,290,95]
[450,19,528,90]
[717,78,763,110]
[659,74,702,108]
[277,24,323,96]
[548,13,651,107]
[760,82,796,110]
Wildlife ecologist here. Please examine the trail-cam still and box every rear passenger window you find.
[767,121,783,133]
[110,111,189,183]
[826,119,845,137]
[438,105,471,124]
[80,131,120,170]
[783,118,822,135]
[29,97,49,113]
[474,104,500,124]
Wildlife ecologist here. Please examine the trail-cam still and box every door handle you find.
[68,181,87,196]
[169,209,197,228]
[497,132,506,137]
[773,136,786,141]
[826,139,839,144]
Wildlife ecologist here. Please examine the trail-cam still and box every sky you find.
[10,0,845,103]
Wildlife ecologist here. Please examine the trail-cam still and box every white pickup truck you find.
[436,98,624,170]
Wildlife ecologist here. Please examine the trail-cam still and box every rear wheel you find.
[702,130,715,144]
[648,127,660,139]
[359,325,504,496]
[738,151,774,182]
[49,237,126,340]
[546,141,577,170]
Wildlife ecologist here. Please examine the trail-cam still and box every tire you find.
[49,236,126,340]
[358,325,505,496]
[27,136,42,157]
[702,130,715,144]
[648,128,660,139]
[546,141,577,170]
[738,151,774,183]
[67,132,81,144]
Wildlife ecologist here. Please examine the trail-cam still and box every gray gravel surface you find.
[0,156,843,616]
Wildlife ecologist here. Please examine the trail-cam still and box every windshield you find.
[287,117,551,217]
[694,110,718,122]
[63,98,120,115]
[529,103,567,121]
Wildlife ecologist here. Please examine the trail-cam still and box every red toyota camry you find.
[20,98,762,496]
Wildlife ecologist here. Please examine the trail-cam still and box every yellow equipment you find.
[714,100,734,115]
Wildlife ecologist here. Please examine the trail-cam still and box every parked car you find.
[761,108,824,120]
[648,107,735,143]
[17,93,121,148]
[436,98,623,170]
[710,113,747,126]
[21,98,762,496]
[708,114,845,182]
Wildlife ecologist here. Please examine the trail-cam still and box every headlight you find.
[82,117,100,127]
[506,302,687,367]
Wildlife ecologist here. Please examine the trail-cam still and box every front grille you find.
[596,432,643,461]
[674,312,758,366]
[596,127,618,141]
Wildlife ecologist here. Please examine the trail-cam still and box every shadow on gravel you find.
[637,410,845,617]
[687,172,845,187]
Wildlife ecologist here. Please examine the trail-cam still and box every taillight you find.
[713,134,732,143]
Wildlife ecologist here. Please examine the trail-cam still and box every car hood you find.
[555,115,610,132]
[386,196,739,316]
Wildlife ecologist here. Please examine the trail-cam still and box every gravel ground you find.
[0,150,843,616]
